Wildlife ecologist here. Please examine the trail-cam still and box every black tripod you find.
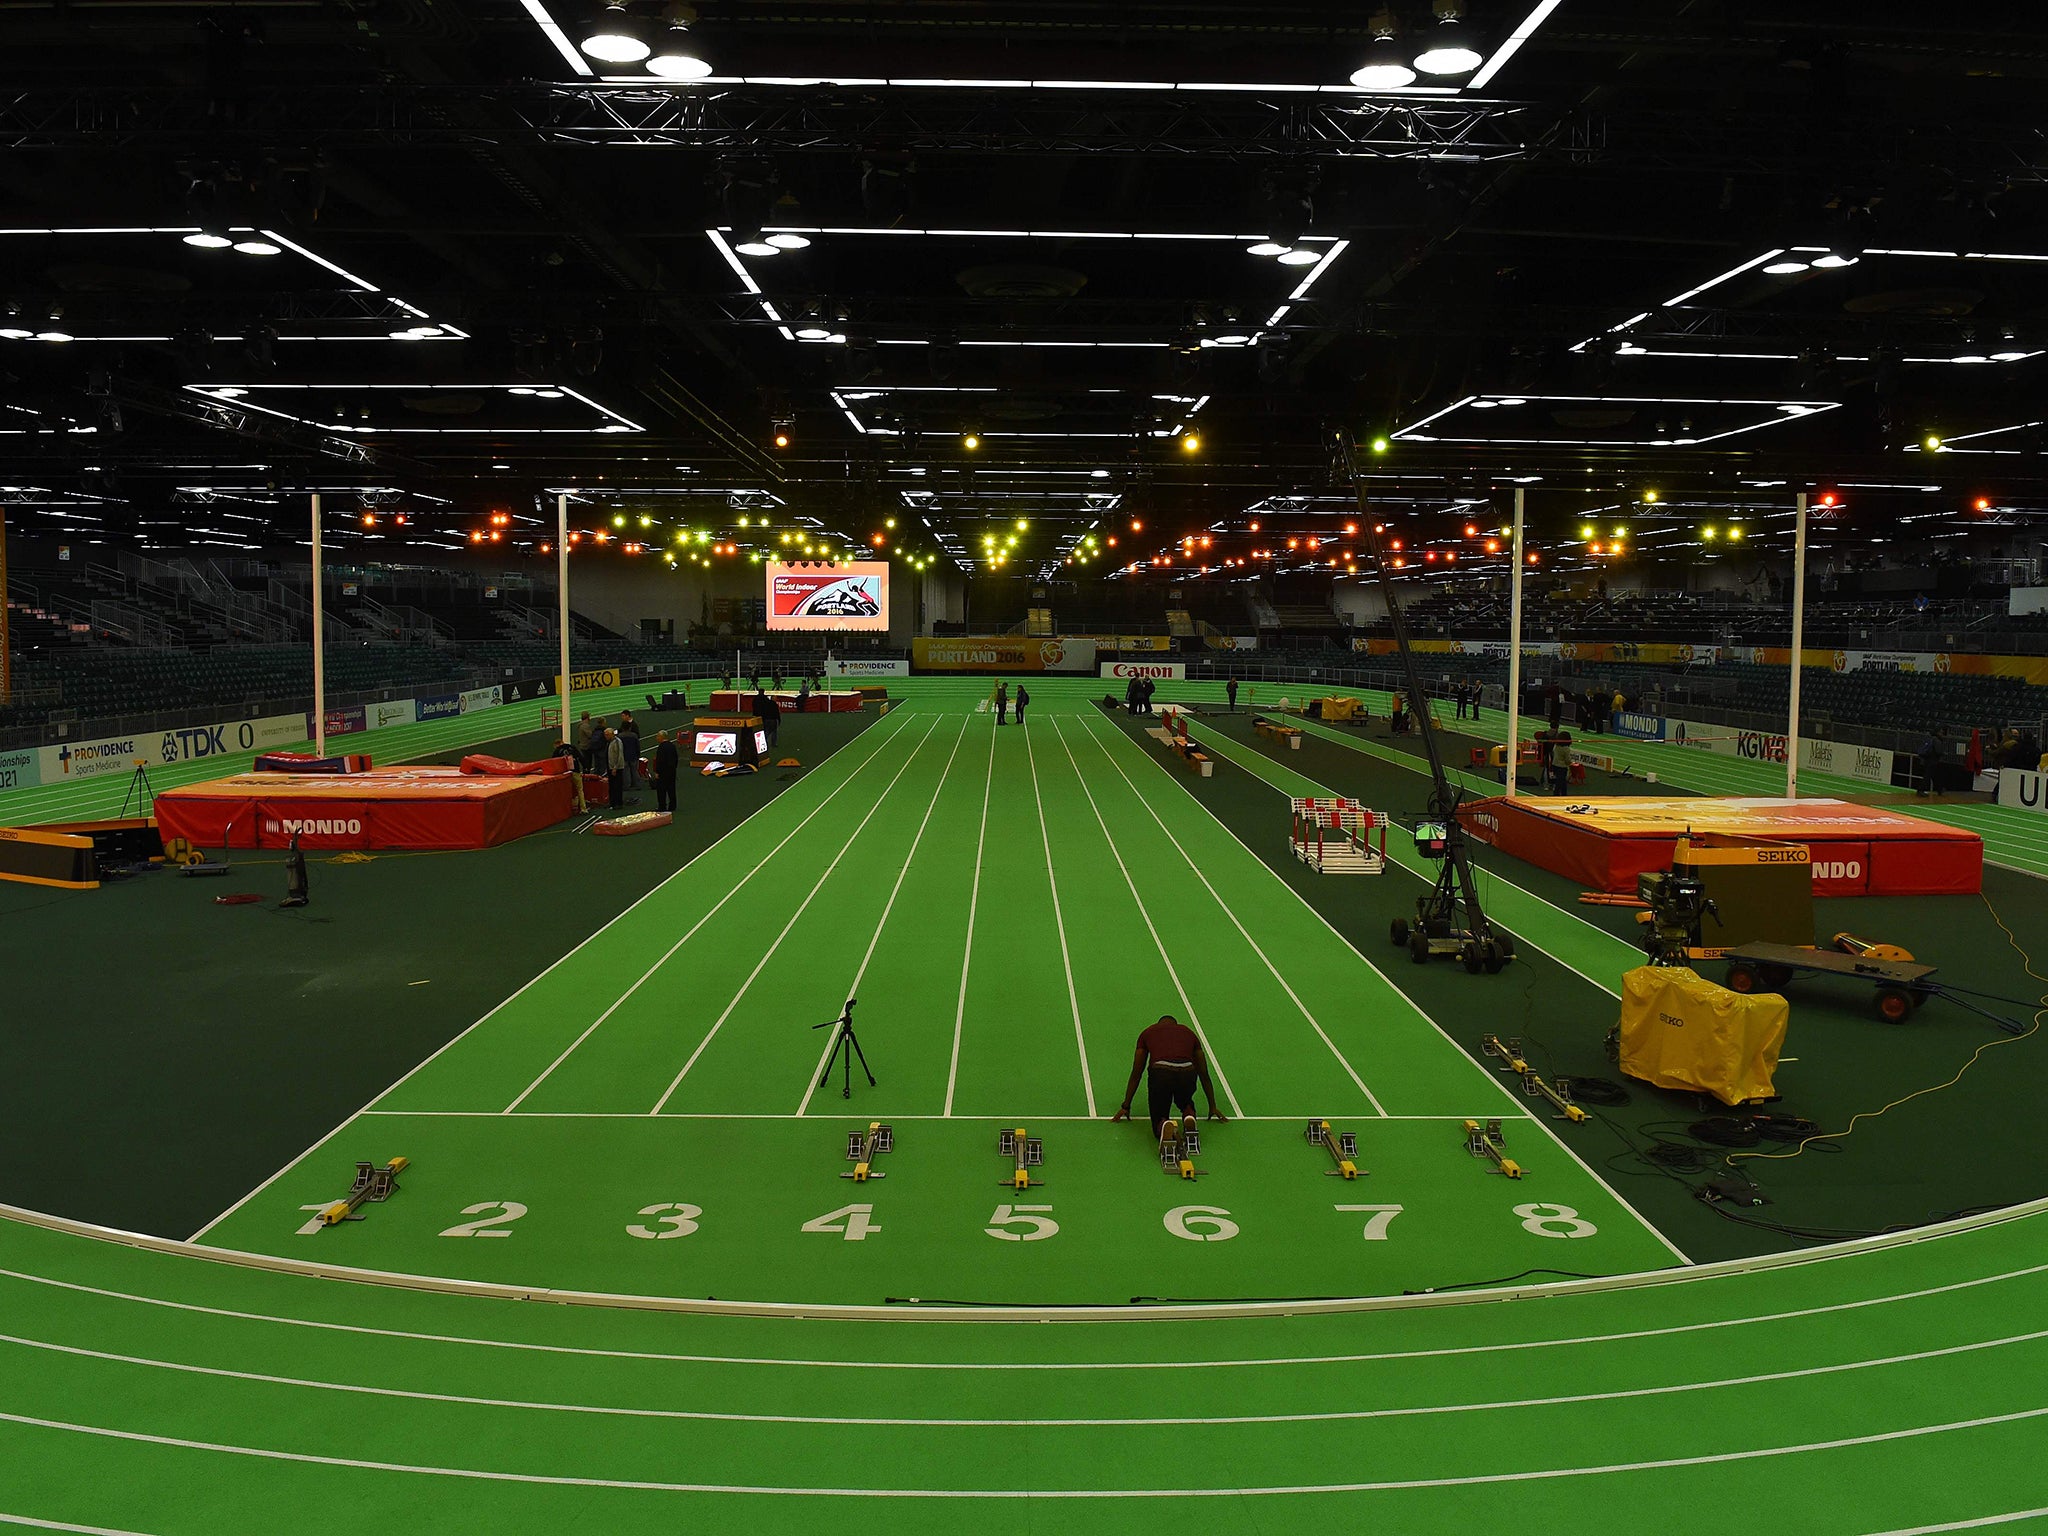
[119,760,157,820]
[813,997,875,1100]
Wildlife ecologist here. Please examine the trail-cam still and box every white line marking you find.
[1,1402,2044,1497]
[1048,717,1244,1117]
[3,1255,2042,1373]
[1,1323,2041,1428]
[1075,714,1384,1115]
[1112,714,1690,1265]
[796,717,971,1116]
[651,716,945,1114]
[184,704,909,1240]
[506,712,922,1112]
[1024,718,1097,1117]
[1866,1510,2048,1535]
[0,1515,156,1535]
[942,717,999,1117]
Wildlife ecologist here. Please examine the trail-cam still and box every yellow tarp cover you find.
[1617,966,1788,1106]
[1319,696,1362,722]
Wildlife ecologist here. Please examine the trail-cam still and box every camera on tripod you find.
[812,997,874,1099]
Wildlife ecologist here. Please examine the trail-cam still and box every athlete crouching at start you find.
[1111,1014,1225,1142]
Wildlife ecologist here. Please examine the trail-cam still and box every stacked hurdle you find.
[1289,798,1389,875]
[1160,1119,1203,1179]
[315,1157,408,1227]
[1462,1117,1523,1179]
[841,1122,894,1182]
[997,1127,1044,1189]
[1304,1119,1363,1179]
[1481,1034,1590,1123]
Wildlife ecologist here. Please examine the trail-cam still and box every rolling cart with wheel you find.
[1721,942,2028,1034]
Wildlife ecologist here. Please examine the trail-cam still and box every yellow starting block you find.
[1305,1119,1362,1179]
[1160,1117,1203,1179]
[1463,1118,1523,1179]
[1480,1035,1590,1122]
[317,1156,409,1226]
[997,1127,1044,1189]
[842,1121,894,1182]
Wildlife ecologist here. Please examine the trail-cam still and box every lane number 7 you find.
[1334,1204,1404,1240]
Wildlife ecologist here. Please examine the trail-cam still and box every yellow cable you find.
[1729,890,2047,1167]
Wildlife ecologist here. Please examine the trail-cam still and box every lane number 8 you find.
[1513,1202,1598,1239]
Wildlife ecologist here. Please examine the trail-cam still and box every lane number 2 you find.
[438,1201,527,1238]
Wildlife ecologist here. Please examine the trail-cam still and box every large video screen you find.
[766,561,889,632]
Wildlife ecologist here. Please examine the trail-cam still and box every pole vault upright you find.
[1505,487,1525,800]
[557,493,573,737]
[1786,491,1809,799]
[311,492,326,757]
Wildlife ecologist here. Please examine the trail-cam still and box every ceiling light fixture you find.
[1763,259,1811,275]
[645,4,712,78]
[231,239,282,257]
[1352,6,1417,88]
[581,1,650,62]
[182,230,233,250]
[1276,249,1322,266]
[1413,1,1483,75]
[1811,251,1859,269]
[733,231,781,257]
[765,233,812,250]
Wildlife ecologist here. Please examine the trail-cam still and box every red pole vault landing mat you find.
[1459,795,1982,897]
[153,767,576,852]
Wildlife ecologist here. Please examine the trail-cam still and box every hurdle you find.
[1304,1119,1363,1179]
[1462,1117,1523,1178]
[1480,1034,1590,1123]
[1159,1118,1203,1179]
[314,1156,408,1226]
[842,1121,894,1182]
[997,1127,1044,1190]
[1289,797,1388,875]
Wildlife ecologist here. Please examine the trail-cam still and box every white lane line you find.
[5,1256,2042,1373]
[360,1111,1513,1121]
[942,717,999,1117]
[796,717,972,1117]
[506,712,923,1112]
[185,704,910,1240]
[1048,717,1244,1117]
[2,1401,2045,1497]
[1074,714,1384,1115]
[650,715,945,1115]
[1111,715,1690,1266]
[0,1514,156,1535]
[1867,1510,2048,1535]
[1024,718,1097,1117]
[3,1324,2043,1428]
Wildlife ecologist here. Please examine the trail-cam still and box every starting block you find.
[842,1121,894,1182]
[997,1126,1044,1189]
[1304,1118,1363,1179]
[1481,1034,1589,1123]
[315,1156,408,1226]
[1463,1117,1523,1179]
[1159,1115,1203,1179]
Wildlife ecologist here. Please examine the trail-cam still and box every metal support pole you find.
[311,493,326,757]
[1787,491,1808,799]
[557,494,572,739]
[1505,488,1525,800]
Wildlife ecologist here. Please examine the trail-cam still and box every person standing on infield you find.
[652,729,679,814]
[994,679,1010,724]
[1014,682,1030,725]
[1111,1014,1225,1139]
[1226,677,1239,712]
[604,727,627,809]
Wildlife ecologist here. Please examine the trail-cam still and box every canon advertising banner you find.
[766,561,889,632]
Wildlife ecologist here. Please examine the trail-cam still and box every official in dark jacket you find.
[652,730,680,814]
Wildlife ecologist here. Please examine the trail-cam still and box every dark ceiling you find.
[3,0,2048,580]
